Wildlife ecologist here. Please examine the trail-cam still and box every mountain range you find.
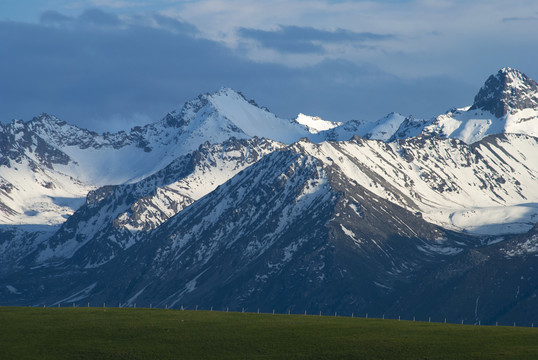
[1,67,538,324]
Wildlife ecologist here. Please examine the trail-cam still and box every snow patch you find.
[6,285,20,294]
[295,113,342,134]
[505,235,538,257]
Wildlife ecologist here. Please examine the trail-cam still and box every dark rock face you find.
[0,118,71,170]
[387,225,538,326]
[470,68,538,117]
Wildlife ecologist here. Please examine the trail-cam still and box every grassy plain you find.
[0,307,537,359]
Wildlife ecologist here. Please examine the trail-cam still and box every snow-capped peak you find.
[32,113,66,126]
[363,112,407,141]
[196,88,310,144]
[295,113,343,134]
[470,67,538,117]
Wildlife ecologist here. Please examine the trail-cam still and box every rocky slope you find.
[32,137,282,268]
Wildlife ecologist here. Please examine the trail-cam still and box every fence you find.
[36,303,536,328]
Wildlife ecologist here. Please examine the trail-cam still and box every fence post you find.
[273,309,275,315]
[382,314,385,320]
[399,315,401,321]
[352,313,354,318]
[366,313,368,319]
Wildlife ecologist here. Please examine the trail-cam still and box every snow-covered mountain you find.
[0,88,331,227]
[363,67,538,144]
[1,145,470,311]
[33,137,282,268]
[2,67,538,323]
[5,68,536,226]
[422,68,538,143]
[296,134,538,235]
[88,147,466,311]
[0,117,93,226]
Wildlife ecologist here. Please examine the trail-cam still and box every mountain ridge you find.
[2,67,538,323]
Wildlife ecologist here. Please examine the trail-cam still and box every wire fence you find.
[35,302,536,329]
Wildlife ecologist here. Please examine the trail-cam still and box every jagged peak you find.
[31,113,67,127]
[499,66,520,76]
[383,111,404,118]
[211,87,244,98]
[470,67,538,117]
[166,87,266,125]
[498,67,535,88]
[209,87,271,112]
[200,87,253,108]
[4,113,71,133]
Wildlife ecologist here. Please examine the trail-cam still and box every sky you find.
[2,0,538,132]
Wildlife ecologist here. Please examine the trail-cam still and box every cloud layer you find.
[2,1,538,131]
[237,25,394,54]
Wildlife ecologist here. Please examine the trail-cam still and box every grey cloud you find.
[237,25,394,54]
[39,9,198,35]
[78,8,121,26]
[40,8,121,28]
[40,10,74,25]
[150,14,199,35]
[502,16,538,22]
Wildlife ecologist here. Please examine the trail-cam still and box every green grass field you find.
[1,307,537,359]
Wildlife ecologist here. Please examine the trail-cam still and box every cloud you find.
[0,8,499,133]
[40,10,74,25]
[149,13,199,35]
[39,8,198,34]
[88,0,149,9]
[39,8,122,28]
[502,16,538,22]
[7,1,538,82]
[237,25,394,54]
[172,0,538,81]
[78,8,121,26]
